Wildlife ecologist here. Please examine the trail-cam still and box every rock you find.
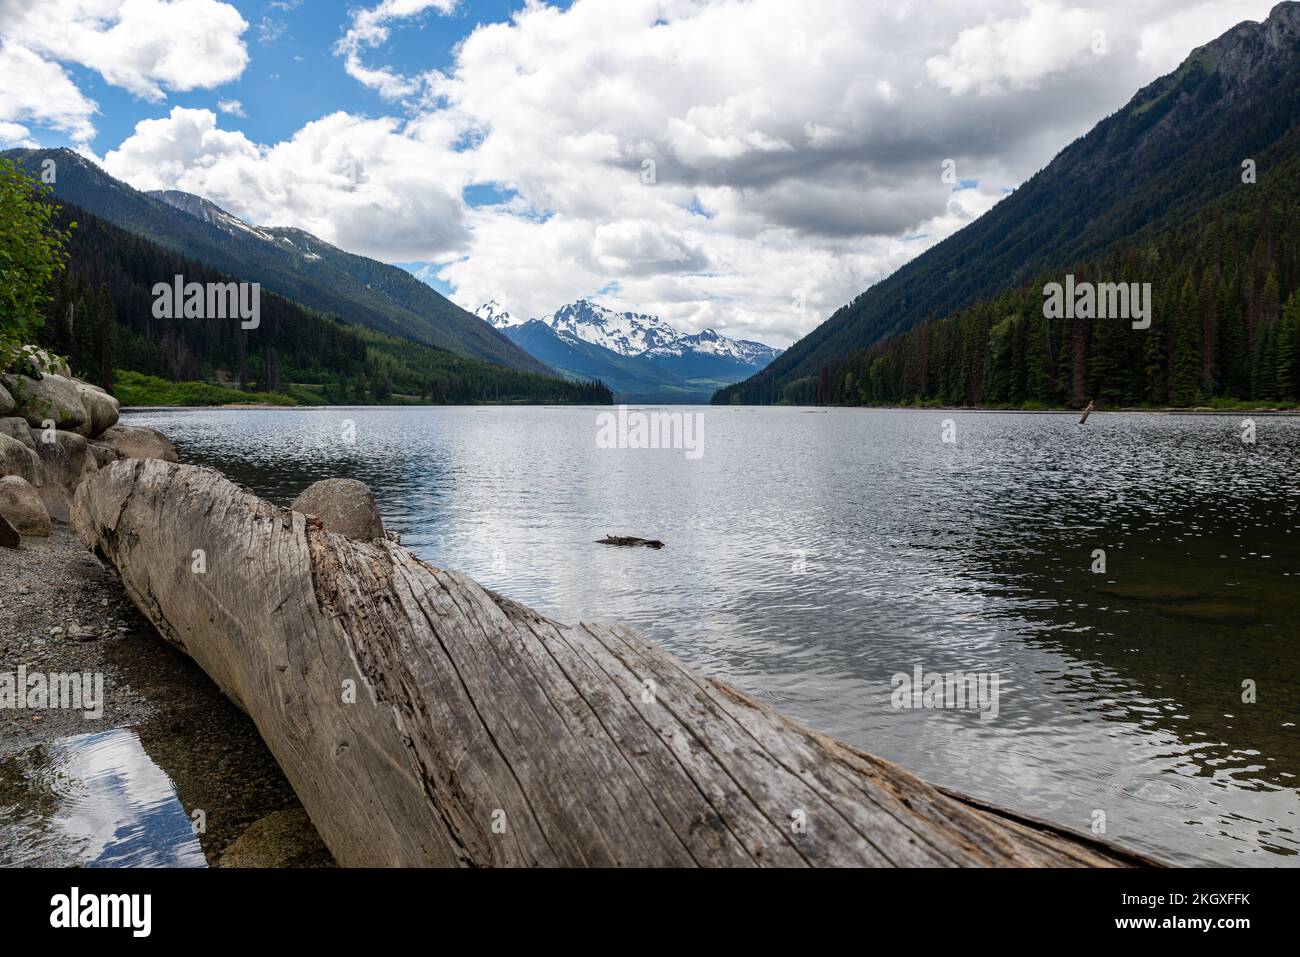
[66,624,98,641]
[1,373,88,432]
[34,430,98,490]
[0,433,44,486]
[10,345,70,378]
[290,478,385,541]
[0,382,12,416]
[74,382,120,438]
[85,439,121,470]
[0,514,18,549]
[0,417,36,451]
[218,808,333,868]
[99,425,178,463]
[0,476,51,536]
[37,483,72,525]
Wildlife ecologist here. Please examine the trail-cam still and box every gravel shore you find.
[0,525,333,867]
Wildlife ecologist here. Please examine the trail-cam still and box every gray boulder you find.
[99,425,178,463]
[35,430,98,490]
[0,433,44,486]
[0,417,35,451]
[217,808,333,868]
[85,439,122,470]
[0,381,12,415]
[290,478,386,541]
[0,476,51,536]
[75,381,121,438]
[10,345,70,378]
[38,483,72,525]
[2,373,88,432]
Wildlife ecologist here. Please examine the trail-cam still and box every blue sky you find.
[0,0,1278,345]
[48,1,542,150]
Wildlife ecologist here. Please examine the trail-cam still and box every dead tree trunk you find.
[73,460,1157,867]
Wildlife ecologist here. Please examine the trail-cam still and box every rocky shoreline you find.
[1,349,332,867]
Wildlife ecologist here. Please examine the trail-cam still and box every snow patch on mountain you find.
[149,189,276,244]
[475,300,523,329]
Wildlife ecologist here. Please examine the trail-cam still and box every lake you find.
[121,405,1300,866]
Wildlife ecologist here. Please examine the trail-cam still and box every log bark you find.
[73,459,1158,867]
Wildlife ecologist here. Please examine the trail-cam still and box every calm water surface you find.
[124,405,1300,866]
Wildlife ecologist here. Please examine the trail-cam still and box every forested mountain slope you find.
[2,148,548,374]
[716,2,1300,404]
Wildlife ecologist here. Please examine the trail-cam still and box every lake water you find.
[123,405,1300,866]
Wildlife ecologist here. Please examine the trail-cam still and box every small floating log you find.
[73,460,1156,867]
[597,535,665,549]
[1079,400,1095,424]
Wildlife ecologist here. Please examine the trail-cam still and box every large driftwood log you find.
[73,460,1157,867]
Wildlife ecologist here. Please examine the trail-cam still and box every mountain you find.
[1,149,548,374]
[32,197,611,406]
[477,300,520,330]
[475,298,782,401]
[497,320,689,401]
[545,300,683,356]
[716,1,1300,404]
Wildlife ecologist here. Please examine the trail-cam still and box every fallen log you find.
[597,535,665,549]
[73,459,1157,867]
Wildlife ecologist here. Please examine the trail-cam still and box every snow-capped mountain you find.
[643,327,781,367]
[475,300,523,330]
[475,297,782,401]
[545,300,681,357]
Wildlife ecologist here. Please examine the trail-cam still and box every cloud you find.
[103,106,471,261]
[926,1,1107,96]
[0,40,98,143]
[217,99,246,117]
[89,0,1283,348]
[0,0,249,102]
[334,0,459,99]
[0,120,38,148]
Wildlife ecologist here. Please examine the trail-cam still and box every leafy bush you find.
[0,158,72,368]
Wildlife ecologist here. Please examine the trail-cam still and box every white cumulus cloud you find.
[0,0,249,102]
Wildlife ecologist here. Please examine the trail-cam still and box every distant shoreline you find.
[122,403,1300,415]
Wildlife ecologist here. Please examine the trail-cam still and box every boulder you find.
[34,430,98,490]
[0,417,36,451]
[38,483,72,525]
[0,476,51,536]
[2,373,88,432]
[10,345,71,378]
[0,381,12,415]
[75,381,120,438]
[99,425,178,463]
[0,513,17,549]
[217,808,333,868]
[0,433,44,486]
[85,439,122,470]
[290,478,385,541]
